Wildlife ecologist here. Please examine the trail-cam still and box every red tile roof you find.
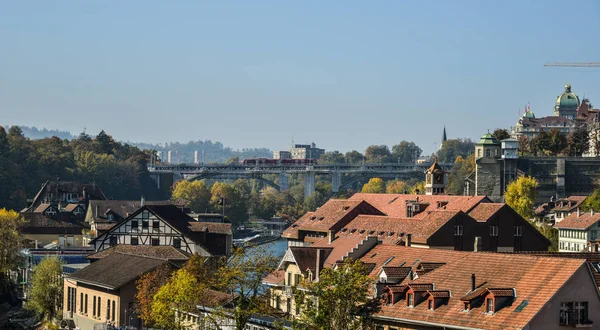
[348,193,489,218]
[187,222,232,235]
[376,249,587,330]
[554,212,600,230]
[262,270,285,286]
[310,234,367,266]
[468,203,505,221]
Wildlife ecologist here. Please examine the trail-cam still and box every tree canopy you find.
[364,145,392,163]
[505,176,539,219]
[361,178,386,193]
[437,139,474,163]
[171,180,211,213]
[0,209,24,285]
[391,141,422,163]
[27,257,62,319]
[293,259,380,330]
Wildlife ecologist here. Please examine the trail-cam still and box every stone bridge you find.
[148,162,453,196]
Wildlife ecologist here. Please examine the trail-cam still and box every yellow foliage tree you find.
[361,178,386,193]
[151,269,206,330]
[171,180,211,213]
[386,180,407,194]
[410,181,426,194]
[505,176,539,219]
[0,209,24,283]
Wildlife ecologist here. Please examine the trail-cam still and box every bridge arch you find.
[187,173,282,191]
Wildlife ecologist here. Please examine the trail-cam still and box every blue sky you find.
[1,1,598,154]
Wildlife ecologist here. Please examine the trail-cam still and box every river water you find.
[265,238,288,259]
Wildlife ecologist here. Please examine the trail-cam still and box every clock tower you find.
[425,158,447,195]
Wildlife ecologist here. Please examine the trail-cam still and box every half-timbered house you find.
[90,204,232,257]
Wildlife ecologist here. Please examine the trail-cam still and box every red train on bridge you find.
[242,158,318,166]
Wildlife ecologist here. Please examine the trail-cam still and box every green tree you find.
[151,269,206,330]
[385,180,407,194]
[566,126,589,157]
[505,176,539,219]
[344,150,364,164]
[361,178,386,193]
[446,154,475,195]
[492,129,510,141]
[211,182,249,226]
[304,191,328,212]
[580,188,600,212]
[391,141,422,163]
[171,180,212,213]
[135,264,173,327]
[0,209,24,285]
[94,130,114,154]
[364,145,392,163]
[294,259,380,330]
[208,245,278,330]
[27,257,62,319]
[226,156,240,165]
[319,151,345,164]
[535,223,558,252]
[436,139,474,163]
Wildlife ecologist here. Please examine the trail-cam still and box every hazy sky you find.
[1,1,599,154]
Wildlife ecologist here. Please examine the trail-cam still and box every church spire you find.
[440,126,447,150]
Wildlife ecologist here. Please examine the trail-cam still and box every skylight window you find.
[359,230,366,234]
[369,230,375,235]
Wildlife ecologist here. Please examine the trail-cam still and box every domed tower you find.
[425,158,447,195]
[554,84,580,119]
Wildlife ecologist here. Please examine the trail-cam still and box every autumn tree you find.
[361,178,386,193]
[364,145,392,163]
[151,269,206,330]
[294,259,380,330]
[171,180,212,213]
[27,257,62,319]
[385,180,407,194]
[492,129,510,141]
[391,141,422,163]
[505,176,539,220]
[135,264,173,327]
[208,245,278,330]
[0,209,24,285]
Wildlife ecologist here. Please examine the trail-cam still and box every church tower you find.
[440,126,447,150]
[554,84,580,119]
[425,158,447,195]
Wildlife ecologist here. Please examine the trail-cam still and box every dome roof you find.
[555,84,580,109]
[522,110,535,119]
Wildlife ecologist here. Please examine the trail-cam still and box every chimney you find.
[592,209,595,216]
[405,234,412,247]
[95,204,100,219]
[474,237,482,252]
[82,187,88,201]
[471,273,476,292]
[577,208,581,217]
[315,249,322,282]
[328,230,335,244]
[141,196,145,207]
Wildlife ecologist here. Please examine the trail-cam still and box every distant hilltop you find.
[3,125,271,164]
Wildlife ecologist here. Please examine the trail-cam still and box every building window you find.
[97,297,101,319]
[131,220,138,228]
[490,226,498,236]
[109,236,117,246]
[173,238,181,249]
[486,298,494,313]
[514,226,522,236]
[80,292,83,313]
[454,225,463,236]
[107,299,111,320]
[93,296,96,317]
[85,294,88,315]
[428,299,433,310]
[407,293,414,307]
[112,300,115,321]
[485,149,491,157]
[560,302,589,325]
[107,213,114,221]
[153,220,160,231]
[67,287,72,312]
[142,219,149,229]
[131,237,138,245]
[151,238,159,246]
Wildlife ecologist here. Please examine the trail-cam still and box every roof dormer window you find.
[317,216,324,221]
[486,297,494,314]
[342,206,350,211]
